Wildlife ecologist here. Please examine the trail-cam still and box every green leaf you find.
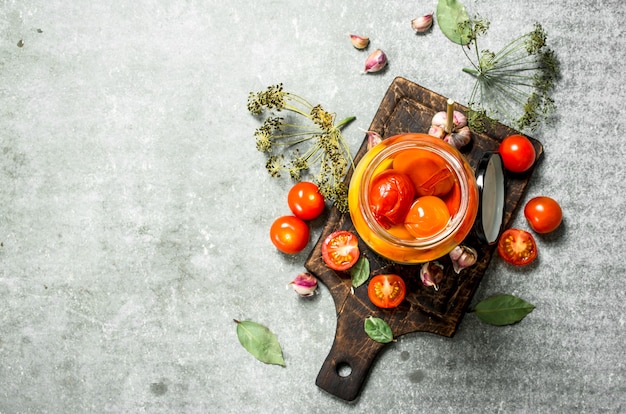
[436,0,472,45]
[234,320,286,366]
[473,294,535,326]
[364,316,393,343]
[350,256,370,288]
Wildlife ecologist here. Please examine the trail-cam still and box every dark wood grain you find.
[304,77,543,402]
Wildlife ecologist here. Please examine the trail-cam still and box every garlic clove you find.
[449,245,478,274]
[365,130,383,150]
[431,110,467,130]
[420,261,444,291]
[431,111,448,129]
[289,272,318,297]
[364,49,388,73]
[428,125,446,139]
[350,34,370,50]
[444,126,472,149]
[411,14,434,33]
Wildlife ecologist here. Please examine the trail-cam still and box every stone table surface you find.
[1,1,624,413]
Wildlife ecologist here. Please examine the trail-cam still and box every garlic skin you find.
[428,125,446,139]
[430,110,471,149]
[443,126,472,149]
[449,245,478,274]
[350,34,370,50]
[366,130,383,150]
[364,49,388,73]
[420,261,445,291]
[411,14,433,33]
[289,272,318,297]
[431,110,467,130]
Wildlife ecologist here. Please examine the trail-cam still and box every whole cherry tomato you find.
[288,182,325,221]
[367,274,407,308]
[498,135,536,173]
[524,196,562,233]
[321,230,360,271]
[270,215,310,254]
[368,169,415,228]
[497,228,538,266]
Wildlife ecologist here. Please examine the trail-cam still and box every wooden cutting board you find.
[304,77,543,402]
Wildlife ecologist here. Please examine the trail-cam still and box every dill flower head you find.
[247,84,355,213]
[461,20,561,132]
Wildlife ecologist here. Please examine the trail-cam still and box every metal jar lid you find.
[474,152,506,245]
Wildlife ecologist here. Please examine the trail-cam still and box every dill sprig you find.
[459,19,561,132]
[247,84,355,213]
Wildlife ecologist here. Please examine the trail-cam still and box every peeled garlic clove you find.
[449,245,478,274]
[428,125,446,139]
[350,34,370,50]
[420,261,444,291]
[289,272,318,297]
[365,130,383,150]
[411,14,433,33]
[364,49,387,73]
[444,126,472,149]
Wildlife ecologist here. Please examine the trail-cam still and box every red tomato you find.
[404,196,451,239]
[321,230,360,271]
[270,215,310,254]
[524,196,563,233]
[497,228,538,266]
[288,182,325,221]
[367,274,406,308]
[498,135,536,173]
[368,169,415,228]
[393,149,455,197]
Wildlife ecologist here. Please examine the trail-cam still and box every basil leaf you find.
[234,320,286,366]
[436,0,472,45]
[473,294,535,326]
[364,316,393,343]
[350,256,370,288]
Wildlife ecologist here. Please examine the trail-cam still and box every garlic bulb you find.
[430,110,471,149]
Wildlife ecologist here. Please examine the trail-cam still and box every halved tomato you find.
[367,274,406,308]
[321,230,360,271]
[497,228,538,266]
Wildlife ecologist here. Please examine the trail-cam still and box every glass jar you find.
[348,133,479,264]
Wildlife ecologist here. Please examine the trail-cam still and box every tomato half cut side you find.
[497,228,538,266]
[367,274,407,309]
[321,230,360,271]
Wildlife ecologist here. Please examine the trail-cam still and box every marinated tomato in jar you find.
[368,148,459,239]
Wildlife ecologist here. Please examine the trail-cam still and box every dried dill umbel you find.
[459,19,561,132]
[247,84,355,213]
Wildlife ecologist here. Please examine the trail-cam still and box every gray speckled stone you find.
[1,1,625,413]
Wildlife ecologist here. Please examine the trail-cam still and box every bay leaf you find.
[350,256,370,288]
[473,294,535,326]
[364,316,393,343]
[436,0,472,45]
[234,319,286,366]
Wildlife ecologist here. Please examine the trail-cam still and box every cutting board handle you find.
[315,309,386,401]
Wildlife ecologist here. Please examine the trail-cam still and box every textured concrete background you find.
[1,1,624,413]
